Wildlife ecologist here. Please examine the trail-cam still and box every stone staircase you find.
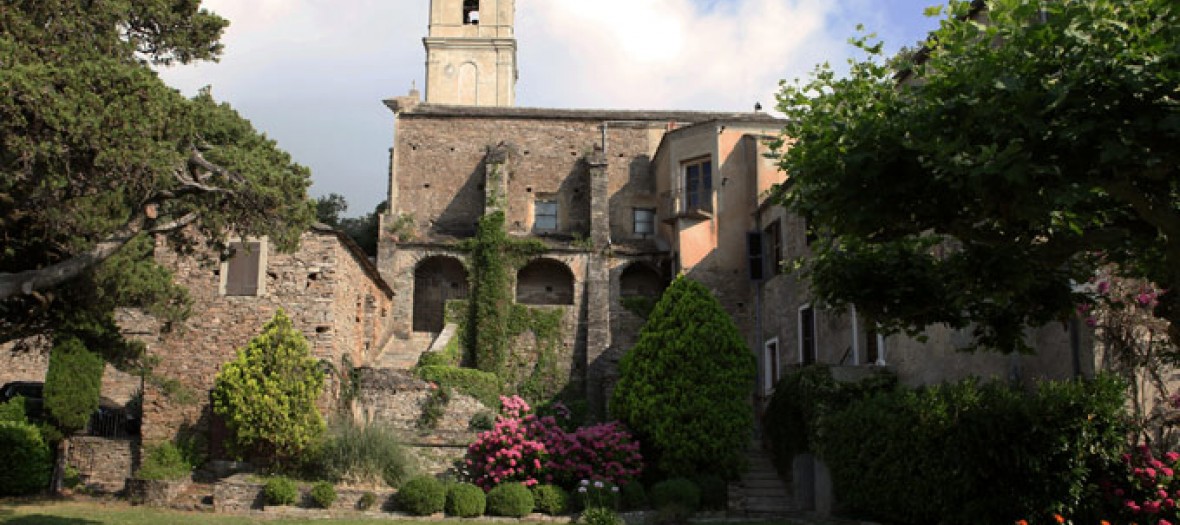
[729,440,798,518]
[374,331,439,369]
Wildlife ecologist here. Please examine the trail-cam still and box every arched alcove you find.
[516,259,575,305]
[413,256,469,332]
[619,262,666,298]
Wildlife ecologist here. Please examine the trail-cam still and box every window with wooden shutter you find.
[222,240,266,296]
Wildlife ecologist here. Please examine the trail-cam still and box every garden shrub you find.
[468,410,494,431]
[0,396,28,423]
[817,375,1126,525]
[620,481,647,510]
[415,351,455,369]
[136,442,192,480]
[264,476,299,506]
[312,419,413,487]
[486,482,535,517]
[310,481,337,508]
[415,365,501,408]
[610,276,756,479]
[546,421,643,488]
[532,484,570,515]
[650,478,700,513]
[465,396,548,489]
[762,365,895,477]
[212,310,325,465]
[357,491,377,510]
[579,506,624,525]
[445,482,486,517]
[396,475,446,515]
[691,475,726,510]
[1104,444,1180,522]
[0,420,51,495]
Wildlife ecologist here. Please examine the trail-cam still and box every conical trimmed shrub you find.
[610,276,756,479]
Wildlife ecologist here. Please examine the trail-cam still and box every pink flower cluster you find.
[464,395,643,491]
[465,396,549,490]
[1104,444,1180,521]
[542,421,643,487]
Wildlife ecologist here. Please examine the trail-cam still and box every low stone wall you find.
[68,436,138,493]
[126,478,189,507]
[212,474,397,512]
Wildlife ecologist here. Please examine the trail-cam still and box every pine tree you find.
[610,276,756,479]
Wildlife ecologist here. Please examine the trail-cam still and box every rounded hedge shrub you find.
[620,481,647,511]
[445,482,486,517]
[310,481,337,508]
[357,491,377,511]
[264,476,299,506]
[650,478,700,512]
[0,421,50,496]
[692,475,726,510]
[486,482,535,517]
[396,475,446,515]
[532,484,570,515]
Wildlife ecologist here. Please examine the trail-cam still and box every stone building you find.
[376,0,1088,422]
[138,224,393,449]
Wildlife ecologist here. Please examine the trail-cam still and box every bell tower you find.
[423,0,517,106]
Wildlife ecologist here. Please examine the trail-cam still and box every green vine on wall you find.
[447,211,565,403]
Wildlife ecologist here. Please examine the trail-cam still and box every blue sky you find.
[159,1,945,216]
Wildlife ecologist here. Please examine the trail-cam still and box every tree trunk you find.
[51,436,70,495]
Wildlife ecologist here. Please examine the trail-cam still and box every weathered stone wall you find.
[141,229,392,450]
[68,436,138,493]
[388,113,668,243]
[213,474,399,512]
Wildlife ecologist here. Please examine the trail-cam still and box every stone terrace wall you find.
[68,436,138,493]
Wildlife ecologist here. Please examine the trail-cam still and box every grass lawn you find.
[0,499,810,525]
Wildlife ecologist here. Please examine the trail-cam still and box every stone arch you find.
[619,262,666,298]
[413,255,469,332]
[516,258,575,305]
[457,62,479,105]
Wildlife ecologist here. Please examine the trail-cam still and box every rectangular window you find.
[683,158,713,212]
[633,208,655,237]
[764,220,782,276]
[534,199,558,232]
[747,232,763,281]
[799,305,816,365]
[222,240,266,296]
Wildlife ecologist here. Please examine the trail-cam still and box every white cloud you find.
[157,0,935,213]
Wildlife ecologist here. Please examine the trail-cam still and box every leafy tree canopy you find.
[774,0,1180,352]
[0,0,316,343]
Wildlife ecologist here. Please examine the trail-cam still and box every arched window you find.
[516,259,575,305]
[413,256,469,332]
[463,0,480,24]
[619,263,666,298]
